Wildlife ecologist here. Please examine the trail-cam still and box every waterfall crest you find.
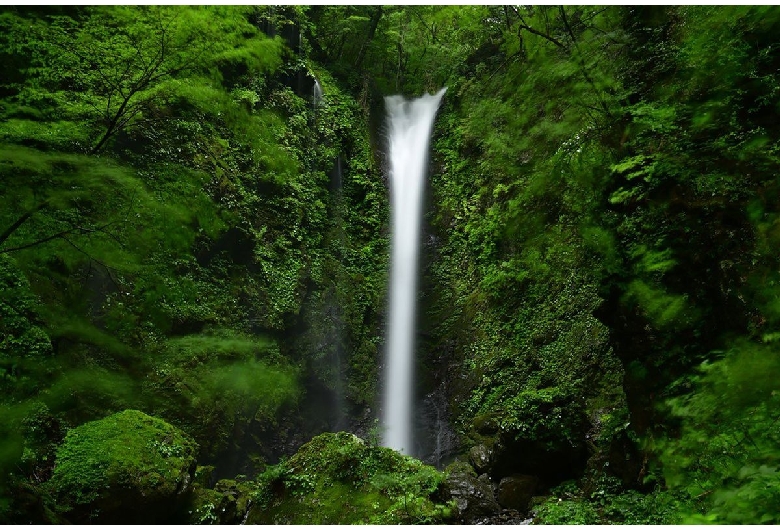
[382,88,446,455]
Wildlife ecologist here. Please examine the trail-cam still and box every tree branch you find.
[0,200,49,248]
[0,222,122,254]
[0,228,76,254]
[60,235,122,291]
[559,6,614,118]
[517,16,564,48]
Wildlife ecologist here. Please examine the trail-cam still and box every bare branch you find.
[559,6,614,118]
[60,235,121,286]
[517,22,564,48]
[0,200,49,248]
[0,222,122,254]
[516,12,565,48]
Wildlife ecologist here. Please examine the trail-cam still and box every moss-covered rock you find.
[185,477,256,524]
[247,431,455,524]
[45,410,197,523]
[442,459,501,522]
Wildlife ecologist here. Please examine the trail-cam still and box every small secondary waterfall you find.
[311,77,348,431]
[382,88,446,455]
[313,79,323,107]
[329,154,348,431]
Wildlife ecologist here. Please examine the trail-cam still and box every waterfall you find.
[313,79,323,107]
[329,155,347,432]
[382,88,446,455]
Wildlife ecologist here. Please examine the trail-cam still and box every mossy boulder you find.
[45,410,198,523]
[185,478,257,524]
[442,459,501,522]
[248,431,456,524]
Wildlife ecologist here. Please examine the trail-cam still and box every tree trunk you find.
[354,6,383,69]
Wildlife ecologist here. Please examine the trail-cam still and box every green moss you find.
[248,432,455,524]
[45,410,197,523]
[187,487,223,524]
[185,478,256,524]
[192,465,215,488]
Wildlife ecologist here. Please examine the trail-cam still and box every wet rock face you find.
[444,462,501,523]
[469,444,493,475]
[417,384,459,468]
[497,474,538,512]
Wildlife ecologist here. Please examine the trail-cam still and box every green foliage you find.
[143,331,299,457]
[276,65,388,406]
[533,497,600,525]
[622,280,696,330]
[533,480,690,525]
[0,5,386,520]
[3,4,780,526]
[0,255,51,398]
[661,340,780,524]
[413,6,780,526]
[250,432,454,525]
[310,5,492,94]
[0,1,380,521]
[0,145,148,252]
[448,223,621,453]
[420,7,632,458]
[0,6,284,154]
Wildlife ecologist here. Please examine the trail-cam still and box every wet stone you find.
[469,444,493,475]
[497,474,539,512]
[444,463,501,523]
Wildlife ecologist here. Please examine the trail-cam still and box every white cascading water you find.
[382,88,447,455]
[313,78,323,106]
